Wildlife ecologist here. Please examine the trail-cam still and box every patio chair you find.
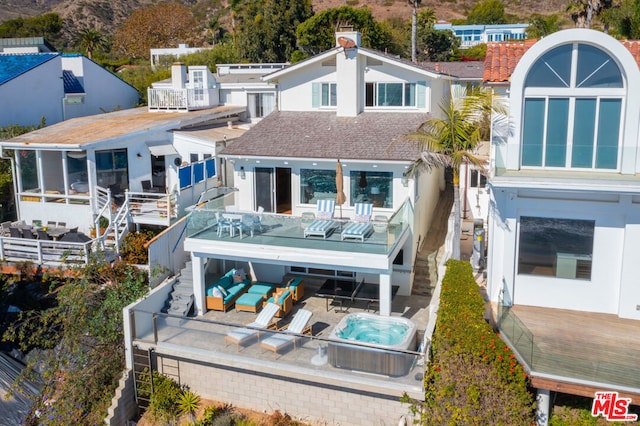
[260,309,313,359]
[304,199,337,239]
[22,228,35,239]
[341,203,374,242]
[1,221,11,236]
[9,227,21,238]
[216,212,234,237]
[224,302,280,351]
[57,222,66,228]
[37,230,51,240]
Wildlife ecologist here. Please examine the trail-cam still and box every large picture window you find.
[300,169,336,204]
[521,43,624,170]
[366,82,416,107]
[349,171,392,208]
[96,149,128,190]
[518,216,594,280]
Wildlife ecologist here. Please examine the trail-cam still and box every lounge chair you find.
[224,302,280,351]
[304,199,336,239]
[260,309,313,359]
[341,202,374,242]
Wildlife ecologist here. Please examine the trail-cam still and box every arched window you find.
[521,43,624,170]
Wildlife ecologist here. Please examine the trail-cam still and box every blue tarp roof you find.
[0,53,59,86]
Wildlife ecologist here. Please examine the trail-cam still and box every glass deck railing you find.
[130,309,425,389]
[499,307,640,389]
[184,196,413,256]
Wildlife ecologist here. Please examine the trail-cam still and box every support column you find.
[192,254,206,316]
[536,388,550,426]
[379,273,392,316]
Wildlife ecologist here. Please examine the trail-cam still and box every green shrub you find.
[148,372,183,424]
[120,230,156,264]
[403,260,535,424]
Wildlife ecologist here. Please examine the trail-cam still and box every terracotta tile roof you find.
[483,38,640,84]
[220,111,428,162]
[483,39,537,84]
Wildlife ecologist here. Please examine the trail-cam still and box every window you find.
[366,83,416,107]
[248,93,275,118]
[518,217,594,279]
[96,149,128,189]
[521,43,624,170]
[18,150,38,191]
[192,70,204,101]
[350,171,393,208]
[470,170,487,188]
[321,83,336,107]
[300,169,336,204]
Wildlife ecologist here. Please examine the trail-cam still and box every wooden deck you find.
[501,305,640,401]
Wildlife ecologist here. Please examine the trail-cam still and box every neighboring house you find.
[148,62,282,122]
[150,43,213,70]
[0,50,139,127]
[0,37,55,53]
[484,29,640,421]
[434,21,529,48]
[184,31,484,318]
[0,105,246,254]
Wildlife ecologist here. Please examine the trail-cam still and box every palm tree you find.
[405,86,499,260]
[77,28,107,60]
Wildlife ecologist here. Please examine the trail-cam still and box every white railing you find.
[147,88,216,111]
[0,236,92,264]
[127,192,177,226]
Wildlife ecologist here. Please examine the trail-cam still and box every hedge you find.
[404,260,536,425]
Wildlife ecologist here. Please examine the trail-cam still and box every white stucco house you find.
[484,29,640,421]
[434,21,529,48]
[183,31,486,318]
[0,50,139,128]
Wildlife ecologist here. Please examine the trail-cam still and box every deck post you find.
[379,273,392,316]
[192,254,206,316]
[536,388,550,426]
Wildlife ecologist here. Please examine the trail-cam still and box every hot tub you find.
[328,312,418,377]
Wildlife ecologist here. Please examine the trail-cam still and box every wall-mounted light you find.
[401,172,408,187]
[136,152,142,158]
[239,166,246,180]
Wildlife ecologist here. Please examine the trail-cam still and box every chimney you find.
[335,30,362,117]
[171,62,187,89]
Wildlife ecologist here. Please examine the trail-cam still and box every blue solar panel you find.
[0,53,59,86]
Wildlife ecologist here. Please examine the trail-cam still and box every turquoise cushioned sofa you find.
[206,269,252,311]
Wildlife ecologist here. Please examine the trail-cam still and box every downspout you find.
[0,149,19,220]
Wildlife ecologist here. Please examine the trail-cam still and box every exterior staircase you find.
[164,261,194,317]
[412,185,454,297]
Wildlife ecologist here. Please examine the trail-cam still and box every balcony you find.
[147,88,217,112]
[499,305,640,396]
[185,198,412,260]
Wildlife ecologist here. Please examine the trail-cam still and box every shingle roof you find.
[483,39,640,84]
[220,111,428,162]
[62,70,84,94]
[0,53,59,85]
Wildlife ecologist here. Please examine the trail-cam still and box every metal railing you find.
[147,88,216,111]
[0,236,92,264]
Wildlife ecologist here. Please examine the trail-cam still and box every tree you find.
[234,0,314,62]
[404,86,500,260]
[416,9,458,62]
[409,0,423,63]
[296,6,394,57]
[0,13,63,48]
[566,0,614,28]
[527,14,563,38]
[113,2,201,60]
[466,0,507,24]
[76,29,108,60]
